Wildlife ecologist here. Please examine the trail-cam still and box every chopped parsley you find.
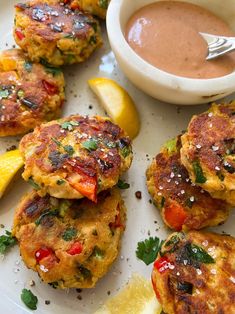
[27,177,40,190]
[0,230,17,255]
[79,265,92,279]
[57,179,65,185]
[188,244,215,264]
[24,61,33,72]
[51,137,62,147]
[117,179,130,189]
[82,139,98,151]
[61,121,79,131]
[89,35,97,45]
[136,237,164,265]
[62,228,77,241]
[63,145,75,156]
[35,210,58,226]
[98,0,108,9]
[0,89,9,99]
[40,59,62,76]
[21,289,38,310]
[121,146,131,158]
[92,246,104,259]
[192,161,207,184]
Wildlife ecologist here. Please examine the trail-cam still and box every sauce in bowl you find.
[126,1,235,79]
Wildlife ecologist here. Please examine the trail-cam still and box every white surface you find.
[0,1,234,313]
[107,0,235,105]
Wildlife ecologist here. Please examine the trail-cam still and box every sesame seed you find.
[181,190,185,194]
[170,172,175,178]
[215,166,220,171]
[39,265,49,273]
[230,276,235,284]
[157,192,162,196]
[209,123,213,128]
[175,181,179,185]
[196,269,202,275]
[210,269,216,274]
[202,240,208,247]
[208,112,213,117]
[212,145,219,151]
[159,186,163,190]
[167,179,171,183]
[196,144,202,149]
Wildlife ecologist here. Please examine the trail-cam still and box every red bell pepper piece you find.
[154,256,173,273]
[35,247,54,263]
[42,80,58,95]
[15,28,25,41]
[163,202,187,231]
[67,241,83,255]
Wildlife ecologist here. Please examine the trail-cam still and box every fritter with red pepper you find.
[63,0,110,19]
[19,115,132,201]
[181,102,235,205]
[146,136,230,231]
[12,188,126,289]
[152,231,235,314]
[0,49,65,136]
[14,0,102,66]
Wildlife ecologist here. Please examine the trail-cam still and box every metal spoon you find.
[200,32,235,60]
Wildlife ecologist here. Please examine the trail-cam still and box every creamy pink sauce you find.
[126,1,235,79]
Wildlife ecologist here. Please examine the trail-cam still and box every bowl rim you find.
[106,0,235,96]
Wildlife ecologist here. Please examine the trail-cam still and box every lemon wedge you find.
[94,273,161,314]
[88,78,140,139]
[0,149,24,198]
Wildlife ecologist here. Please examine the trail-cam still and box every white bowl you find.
[107,0,235,105]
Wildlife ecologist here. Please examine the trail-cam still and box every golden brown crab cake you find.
[64,0,110,19]
[0,49,65,136]
[181,102,235,205]
[14,0,102,67]
[12,188,126,289]
[146,136,230,231]
[19,115,133,201]
[152,231,235,314]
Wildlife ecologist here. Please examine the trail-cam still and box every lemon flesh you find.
[88,78,140,139]
[94,273,161,314]
[0,149,24,198]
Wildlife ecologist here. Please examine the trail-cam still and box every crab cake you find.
[152,231,235,314]
[12,188,126,289]
[181,103,235,205]
[14,0,102,67]
[0,49,65,137]
[19,115,132,201]
[146,136,230,231]
[64,0,110,19]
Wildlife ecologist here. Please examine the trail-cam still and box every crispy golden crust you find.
[146,136,230,231]
[181,103,235,205]
[65,0,110,19]
[19,115,132,201]
[12,188,126,289]
[14,0,102,66]
[152,231,235,314]
[0,49,64,136]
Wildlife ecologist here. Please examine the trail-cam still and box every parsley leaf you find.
[51,137,62,147]
[21,289,38,310]
[136,237,164,265]
[189,244,215,264]
[0,230,17,254]
[98,0,108,9]
[82,139,98,151]
[63,145,75,156]
[192,161,207,184]
[121,146,131,158]
[62,227,77,241]
[27,177,40,190]
[117,179,130,189]
[61,121,79,131]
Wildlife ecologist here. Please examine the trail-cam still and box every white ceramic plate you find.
[0,1,234,313]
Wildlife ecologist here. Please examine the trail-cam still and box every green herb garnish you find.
[189,244,215,264]
[17,89,25,98]
[40,59,62,76]
[62,227,77,241]
[121,146,131,158]
[79,265,92,279]
[0,230,17,254]
[92,246,104,259]
[63,145,75,156]
[98,0,108,9]
[192,161,207,184]
[21,289,38,310]
[24,61,33,72]
[59,200,71,217]
[51,137,62,147]
[117,179,130,189]
[35,210,58,226]
[136,237,164,265]
[0,89,9,99]
[160,197,165,209]
[89,35,97,45]
[57,179,65,185]
[82,139,98,151]
[61,121,79,131]
[27,177,40,190]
